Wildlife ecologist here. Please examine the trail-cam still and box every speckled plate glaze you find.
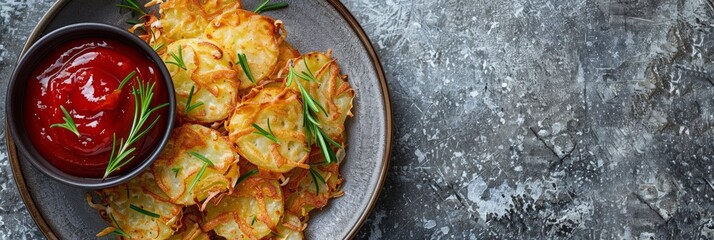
[6,0,392,239]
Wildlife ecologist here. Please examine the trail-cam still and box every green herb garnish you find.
[235,169,259,187]
[165,45,187,70]
[50,105,80,137]
[117,0,147,15]
[171,167,181,177]
[286,60,341,164]
[126,19,142,25]
[309,167,326,194]
[185,85,204,113]
[152,42,165,51]
[254,0,288,13]
[188,151,215,167]
[130,204,160,218]
[117,70,136,91]
[104,74,169,179]
[236,53,256,84]
[110,213,129,238]
[252,119,279,143]
[186,152,214,193]
[187,163,208,194]
[147,26,164,51]
[251,215,257,226]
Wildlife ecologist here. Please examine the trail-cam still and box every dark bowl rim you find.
[5,22,176,189]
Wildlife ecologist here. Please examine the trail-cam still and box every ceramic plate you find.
[7,0,392,239]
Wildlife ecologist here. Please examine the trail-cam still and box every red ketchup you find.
[24,37,168,178]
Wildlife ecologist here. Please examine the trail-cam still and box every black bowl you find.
[6,23,176,189]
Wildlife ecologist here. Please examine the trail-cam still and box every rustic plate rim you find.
[7,0,393,239]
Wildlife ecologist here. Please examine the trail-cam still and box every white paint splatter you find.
[423,220,436,229]
[415,149,426,162]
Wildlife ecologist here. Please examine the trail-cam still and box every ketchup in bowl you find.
[23,37,169,178]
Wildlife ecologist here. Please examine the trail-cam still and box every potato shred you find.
[88,1,355,239]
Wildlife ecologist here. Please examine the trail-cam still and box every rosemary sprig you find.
[130,204,160,218]
[117,0,147,15]
[104,74,169,179]
[286,60,341,164]
[309,167,326,194]
[165,45,187,70]
[185,86,204,113]
[254,0,288,13]
[236,53,256,84]
[110,213,129,238]
[252,119,279,143]
[50,105,80,137]
[186,152,214,193]
[235,169,259,187]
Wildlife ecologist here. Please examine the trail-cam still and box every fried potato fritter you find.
[162,39,239,123]
[225,86,309,173]
[283,52,355,142]
[205,9,282,89]
[158,0,242,44]
[93,172,182,240]
[152,124,240,205]
[282,154,344,219]
[202,176,284,239]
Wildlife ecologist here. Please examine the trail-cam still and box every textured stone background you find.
[3,0,714,239]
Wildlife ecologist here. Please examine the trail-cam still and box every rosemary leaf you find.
[130,204,160,218]
[126,19,142,25]
[187,163,208,194]
[235,169,259,187]
[309,167,323,194]
[236,53,256,84]
[117,70,136,91]
[117,0,147,15]
[185,85,204,113]
[254,1,289,14]
[252,119,279,143]
[110,213,129,237]
[152,42,165,51]
[171,167,181,177]
[188,151,215,167]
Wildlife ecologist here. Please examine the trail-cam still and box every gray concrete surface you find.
[3,0,714,239]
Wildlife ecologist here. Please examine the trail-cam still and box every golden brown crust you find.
[163,38,239,123]
[203,177,284,239]
[92,172,183,239]
[151,124,240,206]
[283,51,355,142]
[226,86,309,173]
[205,9,282,89]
